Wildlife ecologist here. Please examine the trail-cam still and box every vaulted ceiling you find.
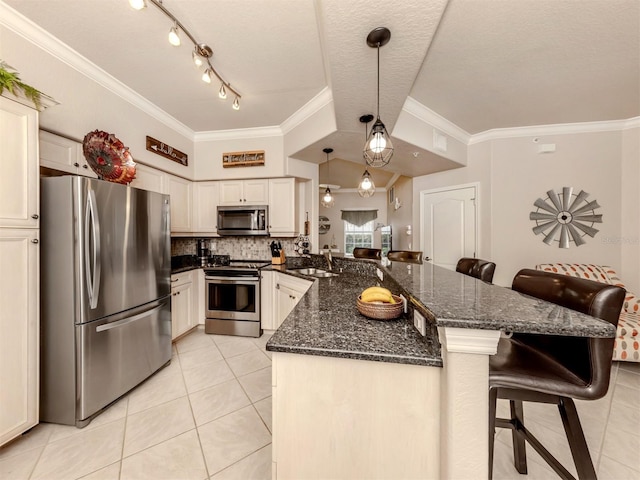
[3,0,639,185]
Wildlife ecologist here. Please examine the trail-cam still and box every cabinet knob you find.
[74,162,80,167]
[32,239,39,244]
[31,214,39,219]
[82,164,88,169]
[276,284,280,289]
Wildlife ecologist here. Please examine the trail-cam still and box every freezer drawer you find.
[76,297,171,423]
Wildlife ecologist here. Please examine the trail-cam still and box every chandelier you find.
[358,114,376,197]
[321,148,335,208]
[128,0,241,110]
[363,27,393,167]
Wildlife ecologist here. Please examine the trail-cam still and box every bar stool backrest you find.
[353,248,381,260]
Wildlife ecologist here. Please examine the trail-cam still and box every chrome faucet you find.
[324,250,333,271]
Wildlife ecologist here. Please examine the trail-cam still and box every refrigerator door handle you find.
[84,188,101,309]
[95,304,164,332]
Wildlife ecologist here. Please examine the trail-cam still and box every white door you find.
[421,185,477,270]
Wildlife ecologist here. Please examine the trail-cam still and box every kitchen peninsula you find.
[266,258,615,479]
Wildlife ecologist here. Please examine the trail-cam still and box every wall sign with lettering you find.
[222,150,265,168]
[146,136,188,166]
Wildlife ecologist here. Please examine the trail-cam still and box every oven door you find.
[205,275,260,321]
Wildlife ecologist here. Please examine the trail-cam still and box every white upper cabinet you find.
[0,97,39,228]
[192,182,219,234]
[39,130,97,178]
[167,174,192,233]
[130,163,166,194]
[219,179,268,205]
[268,177,297,236]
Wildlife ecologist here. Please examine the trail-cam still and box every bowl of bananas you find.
[357,286,403,320]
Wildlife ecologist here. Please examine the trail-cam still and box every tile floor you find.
[1,326,639,479]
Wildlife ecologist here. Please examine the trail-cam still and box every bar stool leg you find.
[510,399,528,474]
[489,388,498,480]
[558,397,597,480]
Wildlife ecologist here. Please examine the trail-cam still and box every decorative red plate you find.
[82,130,136,184]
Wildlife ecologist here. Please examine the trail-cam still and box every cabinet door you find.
[39,131,97,178]
[0,229,39,446]
[167,175,192,232]
[192,182,219,233]
[275,283,298,329]
[260,271,274,330]
[219,180,244,205]
[130,163,166,194]
[171,281,193,340]
[0,97,39,228]
[244,179,269,204]
[268,178,296,236]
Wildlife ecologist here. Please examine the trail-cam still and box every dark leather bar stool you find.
[455,257,496,283]
[352,247,381,260]
[386,250,423,263]
[489,269,625,480]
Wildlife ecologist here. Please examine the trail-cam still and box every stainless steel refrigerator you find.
[40,176,171,427]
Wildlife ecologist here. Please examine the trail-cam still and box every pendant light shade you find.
[358,169,375,198]
[364,27,393,168]
[321,148,335,208]
[358,115,376,197]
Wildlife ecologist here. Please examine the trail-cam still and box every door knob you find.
[32,239,39,244]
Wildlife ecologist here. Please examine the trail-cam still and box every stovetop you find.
[204,259,270,273]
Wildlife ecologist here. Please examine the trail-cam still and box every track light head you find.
[168,23,181,46]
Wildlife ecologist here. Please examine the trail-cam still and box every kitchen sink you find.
[291,268,325,275]
[290,268,339,278]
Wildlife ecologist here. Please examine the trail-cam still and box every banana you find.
[361,292,393,303]
[361,286,392,298]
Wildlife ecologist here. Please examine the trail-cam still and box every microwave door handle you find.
[252,211,258,231]
[84,189,101,309]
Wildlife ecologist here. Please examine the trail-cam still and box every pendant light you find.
[321,148,335,208]
[358,114,376,198]
[364,27,393,168]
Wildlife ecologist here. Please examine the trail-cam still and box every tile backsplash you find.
[171,236,298,260]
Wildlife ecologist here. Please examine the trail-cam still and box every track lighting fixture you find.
[364,27,394,167]
[358,114,376,197]
[129,0,241,110]
[168,22,181,46]
[128,0,146,10]
[321,148,335,208]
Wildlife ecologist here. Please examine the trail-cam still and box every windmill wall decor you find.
[529,187,602,248]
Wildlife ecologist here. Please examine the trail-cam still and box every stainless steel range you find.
[204,260,270,338]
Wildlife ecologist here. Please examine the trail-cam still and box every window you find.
[344,220,374,256]
[381,225,392,256]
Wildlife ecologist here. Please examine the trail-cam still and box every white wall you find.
[0,27,196,180]
[317,191,387,253]
[387,176,414,250]
[193,134,285,180]
[414,129,628,287]
[621,125,640,293]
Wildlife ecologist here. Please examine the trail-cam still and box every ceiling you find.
[4,0,639,187]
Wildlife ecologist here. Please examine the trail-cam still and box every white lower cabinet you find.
[0,229,39,446]
[273,273,312,329]
[260,271,275,330]
[171,271,196,340]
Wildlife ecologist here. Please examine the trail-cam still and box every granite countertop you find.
[381,261,616,338]
[266,257,616,367]
[266,266,442,367]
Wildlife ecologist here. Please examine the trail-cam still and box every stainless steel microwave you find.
[217,205,268,236]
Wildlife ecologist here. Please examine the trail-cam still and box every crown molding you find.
[194,125,283,142]
[402,97,471,145]
[469,116,640,144]
[0,1,195,139]
[280,87,334,135]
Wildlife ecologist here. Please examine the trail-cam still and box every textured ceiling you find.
[3,0,639,183]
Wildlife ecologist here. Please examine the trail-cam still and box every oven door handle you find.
[205,276,259,283]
